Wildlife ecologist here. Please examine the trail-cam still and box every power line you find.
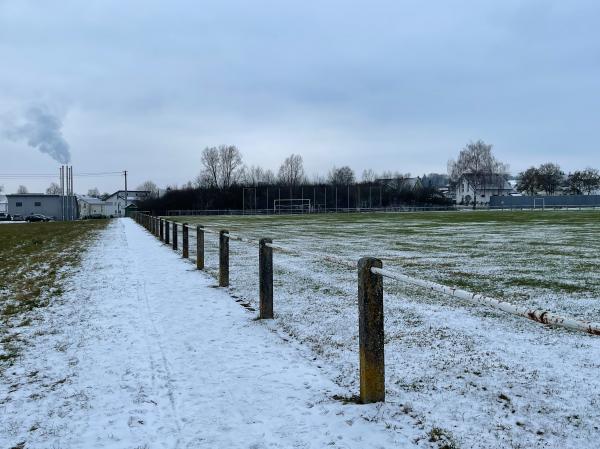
[0,170,124,179]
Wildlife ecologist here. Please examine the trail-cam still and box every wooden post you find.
[196,225,204,269]
[357,257,385,403]
[259,238,273,319]
[219,230,229,287]
[172,222,178,250]
[182,223,189,258]
[165,220,170,244]
[159,219,164,241]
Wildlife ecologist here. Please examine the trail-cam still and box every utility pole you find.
[123,170,128,217]
[60,166,64,220]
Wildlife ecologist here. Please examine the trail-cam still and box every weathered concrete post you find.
[159,218,164,241]
[172,222,178,250]
[196,225,204,270]
[182,223,189,258]
[165,220,170,245]
[259,238,273,319]
[357,257,385,403]
[219,230,229,287]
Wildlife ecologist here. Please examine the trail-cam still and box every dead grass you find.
[0,220,109,371]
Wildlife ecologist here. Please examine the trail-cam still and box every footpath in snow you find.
[0,218,416,448]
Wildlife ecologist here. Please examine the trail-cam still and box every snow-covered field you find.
[168,210,600,449]
[1,219,420,449]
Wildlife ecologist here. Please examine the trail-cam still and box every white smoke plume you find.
[3,105,71,164]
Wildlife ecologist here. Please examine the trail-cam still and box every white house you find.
[0,193,7,214]
[78,196,109,218]
[104,190,151,217]
[455,173,514,206]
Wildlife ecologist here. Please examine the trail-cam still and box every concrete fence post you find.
[259,238,273,319]
[172,222,178,250]
[196,225,204,270]
[159,218,164,241]
[219,230,229,287]
[182,223,189,258]
[357,257,385,403]
[165,220,170,245]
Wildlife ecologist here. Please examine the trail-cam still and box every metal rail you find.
[371,266,600,336]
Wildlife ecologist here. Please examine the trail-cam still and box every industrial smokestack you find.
[2,104,71,164]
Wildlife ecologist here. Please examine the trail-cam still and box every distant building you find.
[0,193,7,214]
[455,174,514,206]
[78,196,110,218]
[7,194,78,220]
[104,190,151,217]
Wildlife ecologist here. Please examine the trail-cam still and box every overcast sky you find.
[1,0,599,194]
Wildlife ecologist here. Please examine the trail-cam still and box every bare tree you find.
[262,169,276,185]
[199,146,220,188]
[46,182,62,195]
[17,185,28,194]
[198,145,243,189]
[448,140,508,208]
[86,187,101,197]
[242,165,264,186]
[537,163,563,195]
[328,166,355,185]
[137,180,160,197]
[278,154,305,187]
[361,169,377,183]
[219,145,243,188]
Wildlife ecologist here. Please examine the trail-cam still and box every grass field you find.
[167,210,600,449]
[171,210,600,314]
[0,220,109,371]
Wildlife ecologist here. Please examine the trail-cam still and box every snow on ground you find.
[169,212,600,449]
[0,218,420,449]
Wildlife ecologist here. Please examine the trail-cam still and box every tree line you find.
[516,164,600,196]
[137,145,451,213]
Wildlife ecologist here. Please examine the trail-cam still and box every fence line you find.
[140,214,600,336]
[135,213,599,404]
[166,204,600,216]
[371,267,600,336]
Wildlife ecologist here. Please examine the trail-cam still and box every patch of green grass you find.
[428,426,460,449]
[0,220,109,371]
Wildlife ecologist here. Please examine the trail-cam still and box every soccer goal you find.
[273,198,312,214]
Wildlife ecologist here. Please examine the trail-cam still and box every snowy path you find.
[0,219,414,448]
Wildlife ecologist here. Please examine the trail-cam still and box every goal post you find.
[273,198,312,214]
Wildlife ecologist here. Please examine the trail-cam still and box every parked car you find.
[0,213,12,221]
[26,214,52,222]
[11,214,24,221]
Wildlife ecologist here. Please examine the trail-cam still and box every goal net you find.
[273,198,311,214]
